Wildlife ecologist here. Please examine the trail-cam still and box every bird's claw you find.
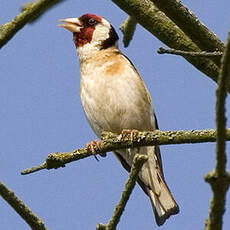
[119,129,139,142]
[86,140,106,161]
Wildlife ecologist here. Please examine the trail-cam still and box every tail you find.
[114,146,179,225]
[144,146,179,225]
[147,183,179,225]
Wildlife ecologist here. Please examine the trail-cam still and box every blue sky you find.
[1,0,230,229]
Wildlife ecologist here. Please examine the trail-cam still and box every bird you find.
[59,13,179,226]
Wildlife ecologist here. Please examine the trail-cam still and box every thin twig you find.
[0,181,48,230]
[96,154,148,230]
[158,47,223,58]
[204,31,230,230]
[120,16,137,47]
[0,0,65,49]
[21,129,230,175]
[22,162,48,175]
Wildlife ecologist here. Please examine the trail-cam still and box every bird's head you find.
[59,14,119,51]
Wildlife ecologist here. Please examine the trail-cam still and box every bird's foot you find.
[86,140,106,161]
[119,129,139,142]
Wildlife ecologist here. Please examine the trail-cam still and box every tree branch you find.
[96,154,148,230]
[111,0,230,93]
[120,16,137,47]
[0,0,65,49]
[204,31,230,230]
[21,128,230,175]
[149,0,224,53]
[0,181,47,230]
[158,47,223,58]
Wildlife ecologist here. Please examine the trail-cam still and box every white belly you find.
[79,51,156,137]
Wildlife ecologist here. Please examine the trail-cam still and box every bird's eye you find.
[88,18,97,26]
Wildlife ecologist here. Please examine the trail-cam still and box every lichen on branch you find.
[21,128,230,175]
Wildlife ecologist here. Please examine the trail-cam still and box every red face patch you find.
[73,27,95,47]
[73,14,102,47]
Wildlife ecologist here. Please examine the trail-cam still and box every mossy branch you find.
[96,154,148,230]
[111,0,230,92]
[149,0,224,53]
[120,16,137,47]
[21,128,230,175]
[204,31,230,230]
[0,0,65,49]
[0,181,47,230]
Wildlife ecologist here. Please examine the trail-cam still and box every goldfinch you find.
[59,13,179,225]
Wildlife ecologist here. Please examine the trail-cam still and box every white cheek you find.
[91,24,110,45]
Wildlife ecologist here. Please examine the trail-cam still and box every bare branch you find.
[215,38,230,176]
[149,0,224,53]
[0,181,48,230]
[120,16,137,47]
[0,0,65,49]
[158,47,223,58]
[21,129,230,175]
[96,154,148,230]
[204,31,230,230]
[111,0,230,92]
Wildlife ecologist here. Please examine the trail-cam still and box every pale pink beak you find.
[58,18,82,32]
